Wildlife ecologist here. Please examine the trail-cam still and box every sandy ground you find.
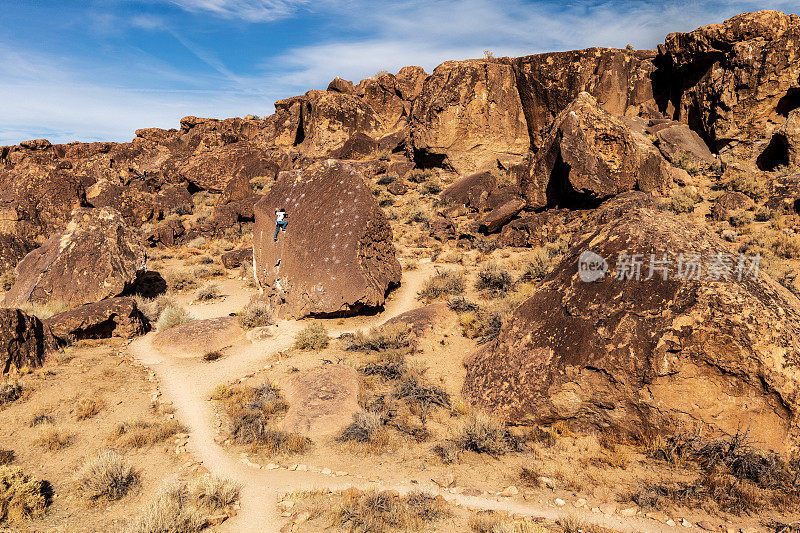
[128,263,688,533]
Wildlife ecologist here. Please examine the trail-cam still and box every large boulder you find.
[4,207,145,308]
[411,60,529,174]
[651,122,715,172]
[252,160,401,318]
[658,10,800,166]
[464,206,800,452]
[0,308,49,372]
[44,297,149,345]
[512,48,658,148]
[521,92,671,209]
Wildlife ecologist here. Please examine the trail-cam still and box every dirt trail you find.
[128,262,677,533]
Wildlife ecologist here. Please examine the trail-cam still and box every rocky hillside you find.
[2,9,800,448]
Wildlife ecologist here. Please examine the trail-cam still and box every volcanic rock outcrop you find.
[45,297,149,345]
[412,59,529,174]
[658,10,800,166]
[252,160,400,318]
[464,205,800,452]
[0,308,49,372]
[521,92,671,209]
[4,207,146,308]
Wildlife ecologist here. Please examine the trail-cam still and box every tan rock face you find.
[411,59,529,174]
[282,364,360,437]
[0,308,49,373]
[252,160,400,318]
[521,93,671,209]
[659,10,800,166]
[512,47,657,148]
[153,317,245,357]
[464,205,800,452]
[4,207,145,308]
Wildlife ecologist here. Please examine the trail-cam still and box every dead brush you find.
[0,466,50,522]
[337,410,396,454]
[335,489,448,532]
[455,412,525,455]
[73,397,103,421]
[0,450,14,465]
[75,450,139,503]
[417,270,465,302]
[34,427,72,451]
[108,419,186,450]
[475,262,513,296]
[236,300,272,329]
[345,323,412,353]
[393,376,450,423]
[0,382,22,406]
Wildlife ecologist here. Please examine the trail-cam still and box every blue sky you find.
[1,0,797,145]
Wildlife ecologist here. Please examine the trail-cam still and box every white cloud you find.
[168,0,307,22]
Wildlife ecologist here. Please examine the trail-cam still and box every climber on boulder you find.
[274,207,288,241]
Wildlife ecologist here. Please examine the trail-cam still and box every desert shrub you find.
[0,270,15,291]
[108,419,186,450]
[195,284,219,301]
[473,236,499,255]
[447,295,479,312]
[421,177,443,195]
[360,355,406,381]
[407,207,430,224]
[406,168,435,183]
[0,382,22,406]
[459,306,504,344]
[126,479,203,533]
[773,232,800,259]
[376,149,391,161]
[0,466,50,522]
[394,377,450,421]
[456,412,524,455]
[187,236,206,249]
[202,350,224,362]
[75,450,138,503]
[666,187,701,214]
[417,270,465,302]
[336,490,448,532]
[346,323,411,352]
[475,262,513,296]
[19,301,68,320]
[193,264,224,279]
[165,271,198,291]
[74,397,104,421]
[133,294,176,323]
[755,207,775,222]
[250,429,311,456]
[720,172,768,200]
[433,441,458,464]
[236,301,272,329]
[30,411,53,427]
[338,409,382,444]
[156,305,193,331]
[34,427,72,451]
[520,248,554,281]
[729,211,754,228]
[190,475,239,512]
[469,512,548,533]
[294,323,329,350]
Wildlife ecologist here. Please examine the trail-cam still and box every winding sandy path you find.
[128,262,677,532]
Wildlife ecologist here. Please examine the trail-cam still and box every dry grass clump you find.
[394,376,450,423]
[19,301,68,320]
[75,450,139,503]
[636,430,800,514]
[417,270,465,302]
[406,168,435,184]
[108,419,186,450]
[133,294,175,323]
[475,262,513,296]
[455,412,524,455]
[34,427,72,451]
[470,512,550,533]
[213,382,310,457]
[193,264,225,279]
[665,187,701,214]
[458,305,504,344]
[202,350,224,362]
[165,271,198,292]
[335,489,449,532]
[236,300,272,329]
[195,284,220,301]
[520,247,555,281]
[337,410,397,454]
[0,381,22,407]
[74,397,104,421]
[0,450,14,466]
[0,466,50,523]
[191,475,240,512]
[29,409,54,427]
[294,323,329,350]
[345,323,412,353]
[156,305,193,331]
[719,171,768,200]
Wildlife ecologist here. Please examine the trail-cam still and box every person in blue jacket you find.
[274,208,288,241]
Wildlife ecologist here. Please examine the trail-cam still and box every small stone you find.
[574,498,586,508]
[599,503,617,516]
[554,498,566,507]
[620,507,638,517]
[498,485,519,497]
[296,464,307,471]
[681,518,692,528]
[696,521,716,531]
[539,476,555,489]
[321,468,332,475]
[667,520,676,527]
[432,474,456,488]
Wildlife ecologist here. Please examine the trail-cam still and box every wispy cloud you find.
[169,0,307,22]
